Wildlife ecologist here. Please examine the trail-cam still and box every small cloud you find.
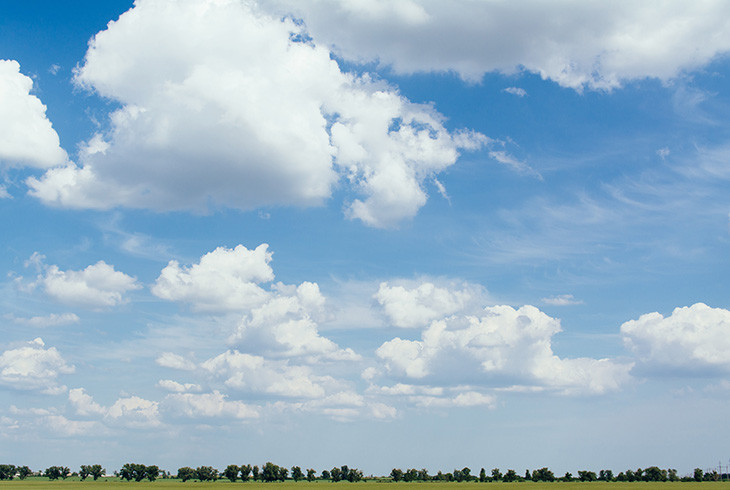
[489,150,542,179]
[541,294,583,306]
[48,64,61,75]
[657,147,670,159]
[5,312,80,327]
[258,211,271,220]
[503,86,527,97]
[432,177,451,204]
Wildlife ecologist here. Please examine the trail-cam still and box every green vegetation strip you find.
[3,482,730,488]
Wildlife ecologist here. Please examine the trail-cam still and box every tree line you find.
[0,462,724,482]
[389,466,722,483]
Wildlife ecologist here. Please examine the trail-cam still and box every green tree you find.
[503,470,518,482]
[79,465,91,480]
[0,465,15,480]
[331,466,343,482]
[241,464,253,481]
[195,466,218,481]
[694,468,704,482]
[224,465,240,482]
[404,468,417,482]
[292,466,303,481]
[262,462,281,482]
[532,467,555,482]
[578,471,597,482]
[17,466,32,480]
[418,469,429,481]
[390,468,403,482]
[252,465,260,481]
[562,472,573,482]
[307,469,317,481]
[177,467,195,482]
[668,469,678,482]
[44,466,62,480]
[347,468,363,482]
[146,465,160,482]
[491,468,502,481]
[322,469,331,480]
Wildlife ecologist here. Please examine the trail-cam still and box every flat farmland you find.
[2,482,730,489]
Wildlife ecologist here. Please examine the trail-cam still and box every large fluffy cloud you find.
[0,338,74,394]
[621,303,730,374]
[0,60,67,168]
[28,0,484,227]
[38,260,141,309]
[375,295,632,395]
[68,388,161,428]
[154,244,358,361]
[271,0,730,90]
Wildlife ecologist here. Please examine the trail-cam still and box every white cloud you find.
[68,389,160,428]
[35,260,140,309]
[68,388,106,416]
[0,338,74,394]
[376,304,633,395]
[156,379,202,393]
[5,312,80,327]
[28,0,484,228]
[152,244,274,312]
[541,294,583,306]
[155,352,196,371]
[106,396,160,428]
[271,1,730,90]
[375,280,487,328]
[0,59,67,167]
[621,303,730,374]
[201,350,341,399]
[163,391,259,419]
[503,87,527,97]
[44,414,100,436]
[154,244,358,361]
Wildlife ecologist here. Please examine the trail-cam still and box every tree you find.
[146,465,160,482]
[491,468,502,481]
[390,468,403,482]
[524,469,530,481]
[562,472,573,482]
[331,466,343,482]
[643,467,665,482]
[404,468,417,482]
[347,468,363,482]
[599,469,613,481]
[80,465,91,480]
[322,470,331,480]
[224,465,240,482]
[241,464,253,481]
[668,469,679,482]
[252,465,260,481]
[17,466,32,480]
[195,466,218,481]
[262,462,281,482]
[292,466,303,482]
[532,467,555,482]
[578,471,597,482]
[307,468,317,481]
[503,470,518,482]
[694,468,704,482]
[0,465,15,480]
[177,467,195,482]
[44,466,62,480]
[479,468,487,482]
[418,469,429,481]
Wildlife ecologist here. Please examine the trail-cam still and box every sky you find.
[1,0,730,477]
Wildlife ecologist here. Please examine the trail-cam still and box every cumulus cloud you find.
[201,350,342,399]
[155,244,358,361]
[375,280,486,328]
[156,379,202,393]
[152,244,274,312]
[0,338,74,394]
[503,87,527,97]
[0,59,67,167]
[271,0,730,90]
[376,304,632,395]
[164,391,259,419]
[155,353,197,371]
[621,303,730,374]
[23,257,141,309]
[69,388,160,428]
[28,0,484,228]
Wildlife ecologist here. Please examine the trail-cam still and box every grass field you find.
[2,481,730,489]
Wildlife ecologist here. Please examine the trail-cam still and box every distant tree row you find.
[387,466,720,483]
[2,462,723,482]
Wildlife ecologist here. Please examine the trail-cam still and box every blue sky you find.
[2,0,730,477]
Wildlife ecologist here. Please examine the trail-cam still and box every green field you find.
[2,481,730,489]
